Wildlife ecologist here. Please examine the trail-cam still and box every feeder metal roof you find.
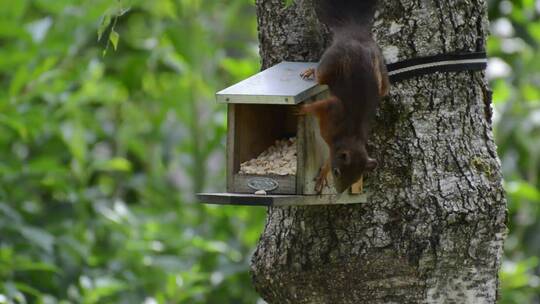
[216,61,328,105]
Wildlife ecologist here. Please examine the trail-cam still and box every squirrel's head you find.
[330,138,377,193]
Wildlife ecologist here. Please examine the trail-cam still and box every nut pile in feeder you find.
[240,138,296,175]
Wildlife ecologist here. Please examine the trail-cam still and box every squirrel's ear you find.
[366,158,378,171]
[339,151,351,165]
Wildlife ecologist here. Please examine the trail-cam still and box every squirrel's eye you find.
[339,151,351,165]
[333,168,341,177]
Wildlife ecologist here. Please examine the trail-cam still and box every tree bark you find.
[251,0,507,303]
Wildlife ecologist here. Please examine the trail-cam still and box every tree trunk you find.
[251,0,507,303]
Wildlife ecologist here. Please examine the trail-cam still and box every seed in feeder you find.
[239,137,297,176]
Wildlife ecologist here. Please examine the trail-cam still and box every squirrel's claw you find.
[300,68,316,80]
[314,169,329,194]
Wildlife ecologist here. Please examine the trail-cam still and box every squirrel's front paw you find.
[314,171,328,194]
[300,68,316,80]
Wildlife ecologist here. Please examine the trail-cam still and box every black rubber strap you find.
[387,52,487,83]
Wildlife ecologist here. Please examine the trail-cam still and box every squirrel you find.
[299,0,389,194]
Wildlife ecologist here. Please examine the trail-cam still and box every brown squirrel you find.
[299,0,389,194]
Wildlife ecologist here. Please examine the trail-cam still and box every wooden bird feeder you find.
[197,61,367,206]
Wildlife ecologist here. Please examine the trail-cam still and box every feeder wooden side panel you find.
[226,104,236,192]
[295,114,306,195]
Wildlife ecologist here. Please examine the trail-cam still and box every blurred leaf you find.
[220,58,259,82]
[98,13,112,41]
[0,114,28,140]
[109,30,120,51]
[501,257,539,289]
[19,227,55,253]
[492,79,512,104]
[506,181,540,202]
[82,277,127,304]
[95,157,132,172]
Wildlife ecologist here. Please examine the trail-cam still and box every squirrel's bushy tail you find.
[313,0,377,27]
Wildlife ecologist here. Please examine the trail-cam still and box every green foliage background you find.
[0,0,538,303]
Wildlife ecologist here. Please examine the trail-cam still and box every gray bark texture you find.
[251,0,507,303]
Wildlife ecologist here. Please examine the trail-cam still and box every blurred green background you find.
[0,0,538,303]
